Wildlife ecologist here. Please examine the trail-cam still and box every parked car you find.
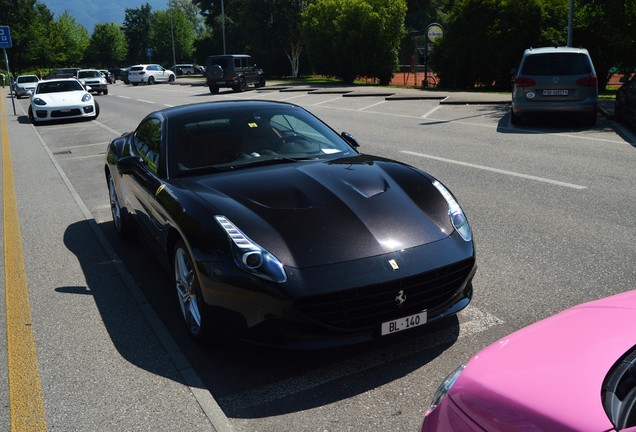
[99,69,115,84]
[45,68,80,79]
[422,289,636,432]
[127,64,175,85]
[28,78,99,124]
[12,74,39,98]
[172,63,195,75]
[511,47,599,126]
[77,69,108,95]
[105,100,476,348]
[615,74,636,130]
[205,54,266,94]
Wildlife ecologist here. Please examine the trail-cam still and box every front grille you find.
[51,109,81,118]
[295,258,475,331]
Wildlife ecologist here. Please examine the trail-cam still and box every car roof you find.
[17,74,39,78]
[148,100,299,120]
[523,46,591,56]
[39,78,81,83]
[208,54,251,58]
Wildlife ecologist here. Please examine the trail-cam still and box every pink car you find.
[422,290,636,431]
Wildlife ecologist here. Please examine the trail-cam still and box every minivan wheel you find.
[510,110,522,125]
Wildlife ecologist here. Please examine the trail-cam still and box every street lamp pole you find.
[221,0,226,55]
[169,4,177,67]
[567,0,574,47]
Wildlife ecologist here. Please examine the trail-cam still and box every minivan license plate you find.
[381,311,427,336]
[543,89,568,96]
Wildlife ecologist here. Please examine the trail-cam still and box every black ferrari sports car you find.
[105,100,476,348]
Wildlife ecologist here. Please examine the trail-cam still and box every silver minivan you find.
[511,47,598,125]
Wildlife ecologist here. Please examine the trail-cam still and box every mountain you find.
[41,0,170,33]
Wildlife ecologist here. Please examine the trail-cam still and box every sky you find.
[41,0,170,33]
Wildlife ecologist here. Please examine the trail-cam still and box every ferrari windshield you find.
[170,105,356,175]
[37,80,84,94]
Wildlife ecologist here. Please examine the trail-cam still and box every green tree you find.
[303,0,406,84]
[86,23,128,68]
[574,0,636,89]
[123,3,154,64]
[151,8,196,65]
[232,0,310,78]
[48,12,90,67]
[0,0,55,72]
[170,0,205,38]
[433,0,543,88]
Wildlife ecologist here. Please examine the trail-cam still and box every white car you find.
[127,64,176,85]
[28,78,99,124]
[77,69,108,94]
[13,74,39,98]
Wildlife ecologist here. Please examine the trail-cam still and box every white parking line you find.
[219,306,502,409]
[421,105,442,118]
[311,96,346,107]
[137,99,155,104]
[402,151,587,189]
[359,100,386,111]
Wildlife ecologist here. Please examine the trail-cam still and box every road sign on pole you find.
[0,26,12,48]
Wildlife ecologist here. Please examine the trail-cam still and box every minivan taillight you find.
[576,76,597,86]
[514,77,536,87]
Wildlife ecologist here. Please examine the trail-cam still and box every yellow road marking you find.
[1,89,48,430]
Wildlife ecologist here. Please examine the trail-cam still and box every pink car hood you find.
[451,289,636,432]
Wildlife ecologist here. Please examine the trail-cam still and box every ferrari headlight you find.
[33,97,47,106]
[215,216,287,283]
[82,93,93,102]
[425,364,465,416]
[432,180,472,242]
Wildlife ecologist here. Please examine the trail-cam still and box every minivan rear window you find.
[522,53,592,76]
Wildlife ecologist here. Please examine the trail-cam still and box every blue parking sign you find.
[0,26,12,48]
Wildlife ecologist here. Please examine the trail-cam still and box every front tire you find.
[93,101,100,120]
[28,106,35,124]
[209,84,219,94]
[174,240,211,342]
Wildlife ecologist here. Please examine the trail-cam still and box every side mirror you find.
[340,131,360,148]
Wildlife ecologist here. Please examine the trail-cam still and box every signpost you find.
[423,23,443,88]
[1,25,16,115]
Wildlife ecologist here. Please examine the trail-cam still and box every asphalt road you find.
[1,81,634,432]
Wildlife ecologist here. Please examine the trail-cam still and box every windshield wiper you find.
[175,165,231,177]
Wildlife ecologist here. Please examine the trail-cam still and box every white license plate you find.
[381,311,427,336]
[543,89,568,96]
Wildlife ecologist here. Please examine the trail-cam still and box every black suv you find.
[205,54,265,94]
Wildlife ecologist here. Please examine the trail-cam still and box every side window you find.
[234,58,241,69]
[133,118,162,174]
